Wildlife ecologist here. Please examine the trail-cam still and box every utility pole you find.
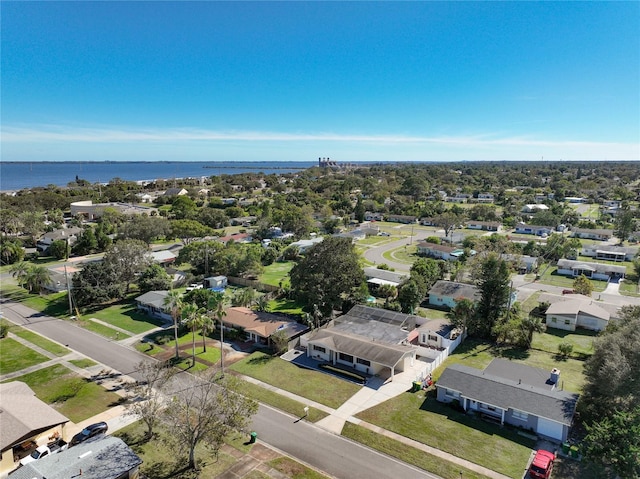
[64,265,73,318]
[219,314,224,376]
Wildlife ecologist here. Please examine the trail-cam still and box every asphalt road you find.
[1,299,443,479]
[252,404,441,479]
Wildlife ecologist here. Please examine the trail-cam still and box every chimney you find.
[550,368,560,385]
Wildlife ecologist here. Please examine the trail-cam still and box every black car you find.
[70,422,108,446]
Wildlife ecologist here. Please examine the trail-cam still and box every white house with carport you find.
[571,228,614,241]
[417,242,462,261]
[545,296,610,331]
[363,267,408,289]
[581,244,637,262]
[556,258,626,281]
[465,221,502,232]
[135,290,172,322]
[436,359,579,442]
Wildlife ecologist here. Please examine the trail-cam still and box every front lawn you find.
[531,328,598,359]
[0,337,50,374]
[382,245,418,265]
[342,422,491,479]
[5,364,123,422]
[0,283,71,317]
[80,318,131,340]
[89,302,165,334]
[229,352,360,409]
[267,298,305,316]
[355,390,534,479]
[2,321,70,356]
[537,266,606,292]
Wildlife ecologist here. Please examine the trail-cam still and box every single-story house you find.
[419,217,437,226]
[136,193,155,203]
[386,215,417,224]
[147,249,177,265]
[358,226,380,236]
[417,318,457,349]
[445,194,470,203]
[70,201,157,220]
[9,436,142,479]
[514,223,553,236]
[335,229,367,242]
[204,275,228,290]
[475,193,494,203]
[135,290,172,322]
[581,244,636,262]
[417,242,462,261]
[289,237,324,254]
[364,212,384,221]
[545,296,610,331]
[0,382,69,476]
[465,221,502,232]
[556,258,626,281]
[218,232,252,244]
[230,216,257,226]
[163,187,188,196]
[428,281,480,309]
[603,200,622,208]
[522,204,549,213]
[571,228,614,241]
[436,359,579,442]
[223,307,309,346]
[565,197,586,204]
[36,227,83,253]
[363,267,408,288]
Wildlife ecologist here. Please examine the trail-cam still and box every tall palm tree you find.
[163,290,183,360]
[520,315,546,348]
[200,311,213,353]
[207,292,227,374]
[254,294,269,312]
[181,302,201,366]
[24,265,52,293]
[10,261,30,287]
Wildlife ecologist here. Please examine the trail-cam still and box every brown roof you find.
[0,382,69,451]
[223,307,288,338]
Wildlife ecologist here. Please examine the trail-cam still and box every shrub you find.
[0,323,9,338]
[558,342,574,358]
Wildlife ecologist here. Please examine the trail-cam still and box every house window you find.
[357,358,371,367]
[339,353,354,363]
[565,319,571,325]
[487,406,496,412]
[313,345,326,353]
[551,317,557,323]
[428,334,438,342]
[444,388,460,399]
[512,409,529,421]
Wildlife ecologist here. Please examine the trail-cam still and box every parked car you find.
[20,439,68,466]
[69,422,108,446]
[378,232,391,236]
[562,289,576,295]
[529,449,555,479]
[186,283,203,292]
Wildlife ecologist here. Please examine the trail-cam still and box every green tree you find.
[24,265,52,293]
[47,239,69,260]
[138,264,172,293]
[447,298,476,331]
[614,209,636,243]
[519,315,546,348]
[558,342,574,358]
[162,372,258,470]
[397,279,423,314]
[232,287,256,307]
[171,219,214,245]
[353,195,365,223]
[207,292,227,370]
[270,328,289,355]
[164,290,184,360]
[290,237,365,317]
[471,253,511,339]
[0,238,24,265]
[182,302,202,366]
[72,262,123,307]
[20,211,46,247]
[171,195,198,220]
[199,207,229,229]
[73,228,98,255]
[10,261,30,287]
[582,406,640,479]
[573,274,594,296]
[102,239,151,295]
[119,215,171,245]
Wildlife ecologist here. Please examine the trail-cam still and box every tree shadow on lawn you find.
[419,391,536,449]
[248,354,275,365]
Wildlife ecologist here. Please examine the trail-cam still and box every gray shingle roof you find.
[9,436,142,479]
[557,259,626,275]
[437,362,578,425]
[546,298,610,320]
[428,281,480,301]
[135,290,170,309]
[363,267,408,284]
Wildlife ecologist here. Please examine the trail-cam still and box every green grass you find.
[342,422,491,479]
[5,364,123,422]
[619,279,640,297]
[267,298,305,316]
[80,318,132,339]
[235,378,329,423]
[537,266,607,292]
[358,236,394,246]
[355,390,534,479]
[382,244,418,264]
[0,283,71,317]
[3,322,70,356]
[531,328,598,358]
[259,261,295,286]
[229,352,360,409]
[68,358,98,368]
[0,337,50,374]
[434,338,586,393]
[89,302,165,334]
[268,457,331,479]
[419,307,449,320]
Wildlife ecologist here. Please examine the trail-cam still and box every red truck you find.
[529,449,555,478]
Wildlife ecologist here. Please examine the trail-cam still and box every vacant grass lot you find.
[259,261,294,286]
[342,422,491,479]
[531,328,598,358]
[433,338,586,393]
[5,364,122,422]
[89,302,164,334]
[355,391,534,479]
[2,320,70,356]
[229,352,360,409]
[0,337,50,375]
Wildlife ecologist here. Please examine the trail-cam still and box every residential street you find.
[0,299,443,479]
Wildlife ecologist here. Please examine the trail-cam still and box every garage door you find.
[537,417,564,441]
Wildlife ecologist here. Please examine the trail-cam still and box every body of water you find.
[0,161,317,191]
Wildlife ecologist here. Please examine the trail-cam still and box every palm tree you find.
[520,315,546,348]
[207,292,227,374]
[181,302,201,366]
[24,265,52,293]
[377,284,398,307]
[163,290,183,360]
[200,312,213,353]
[447,298,476,331]
[254,294,269,312]
[0,239,23,266]
[10,261,30,287]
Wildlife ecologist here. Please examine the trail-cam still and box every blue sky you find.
[2,1,639,162]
